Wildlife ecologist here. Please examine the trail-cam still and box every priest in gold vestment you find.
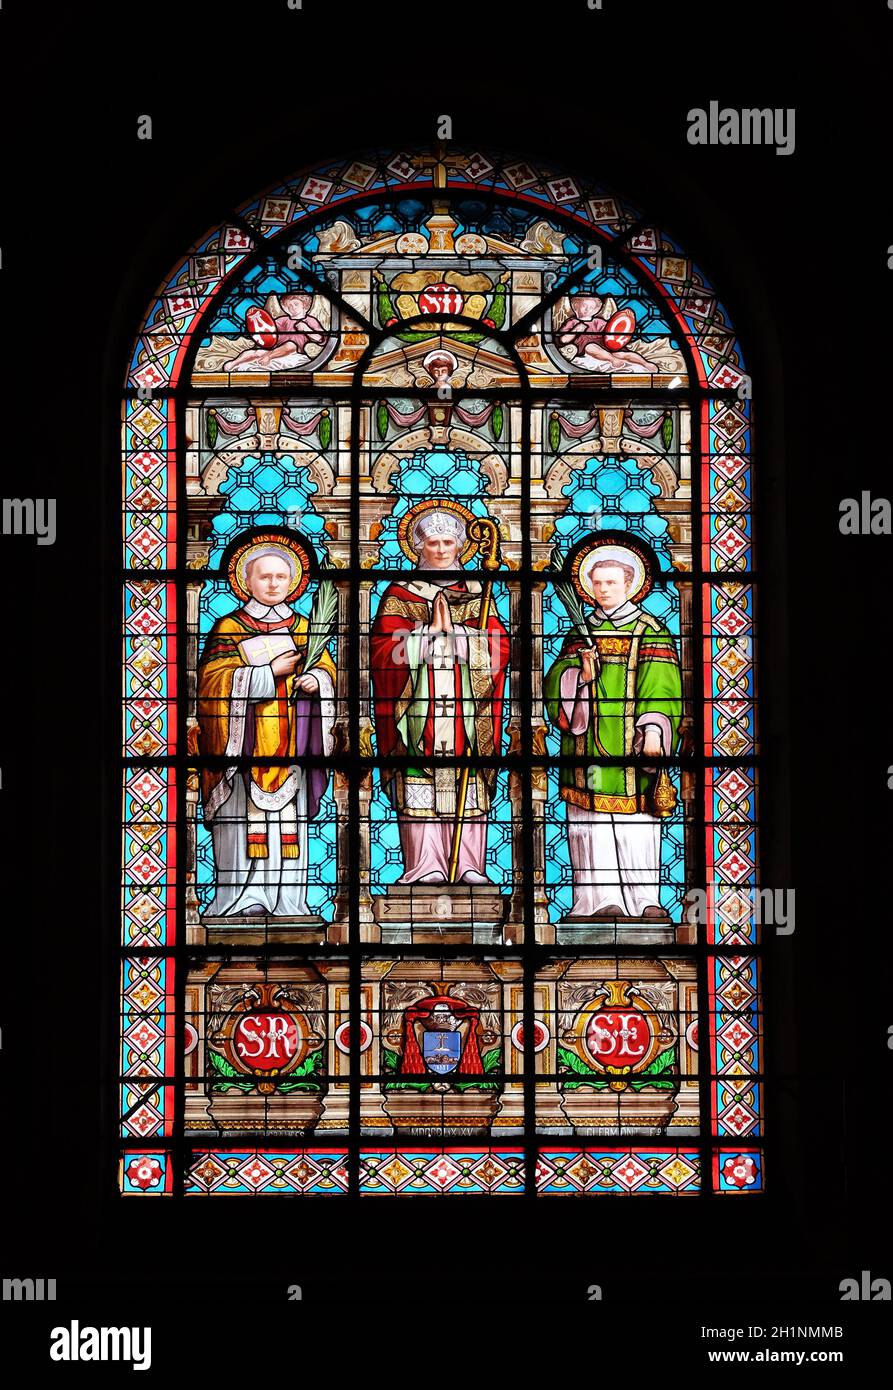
[196,538,336,917]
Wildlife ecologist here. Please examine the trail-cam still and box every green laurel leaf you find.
[641,1047,677,1076]
[628,1048,678,1092]
[209,1050,238,1078]
[397,329,484,346]
[487,281,507,331]
[376,277,397,327]
[318,412,332,451]
[208,1050,253,1093]
[290,1047,323,1078]
[277,1047,324,1093]
[557,1044,597,1076]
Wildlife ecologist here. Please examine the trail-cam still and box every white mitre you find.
[412,509,467,549]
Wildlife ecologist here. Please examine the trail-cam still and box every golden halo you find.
[570,536,653,606]
[397,498,478,563]
[227,531,312,603]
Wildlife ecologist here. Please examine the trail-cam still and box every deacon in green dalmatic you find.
[544,540,682,920]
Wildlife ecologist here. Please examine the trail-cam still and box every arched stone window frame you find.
[117,145,767,1200]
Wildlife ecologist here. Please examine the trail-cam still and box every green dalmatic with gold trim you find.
[543,604,683,813]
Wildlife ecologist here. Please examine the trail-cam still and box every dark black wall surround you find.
[1,0,890,1345]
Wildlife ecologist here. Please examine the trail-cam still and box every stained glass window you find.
[119,145,762,1198]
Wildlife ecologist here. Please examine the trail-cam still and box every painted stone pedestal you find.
[557,911,675,946]
[372,883,508,944]
[381,1089,501,1137]
[559,1087,680,1137]
[202,913,327,945]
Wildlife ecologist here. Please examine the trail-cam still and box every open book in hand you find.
[239,633,299,666]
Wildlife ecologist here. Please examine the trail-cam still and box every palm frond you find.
[301,580,339,672]
[547,550,594,642]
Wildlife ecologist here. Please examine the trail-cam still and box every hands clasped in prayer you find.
[430,589,454,636]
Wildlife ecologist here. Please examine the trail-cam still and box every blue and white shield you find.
[423,1030,462,1075]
